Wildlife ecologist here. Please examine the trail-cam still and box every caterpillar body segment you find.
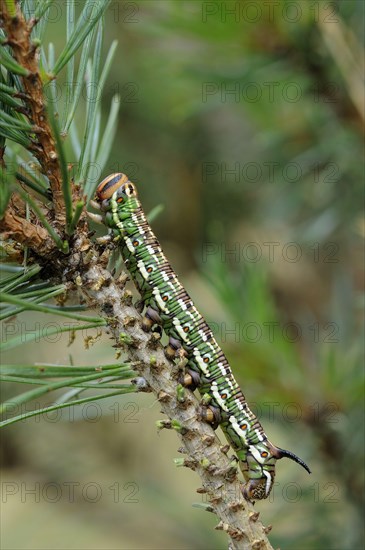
[94,172,311,500]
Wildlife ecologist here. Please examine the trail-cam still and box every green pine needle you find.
[51,0,110,77]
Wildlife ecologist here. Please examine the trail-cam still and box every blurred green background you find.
[1,1,364,549]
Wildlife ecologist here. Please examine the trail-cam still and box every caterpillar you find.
[91,172,311,500]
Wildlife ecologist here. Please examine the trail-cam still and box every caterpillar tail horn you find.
[275,446,311,474]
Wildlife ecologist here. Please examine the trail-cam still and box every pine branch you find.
[0,2,66,227]
[77,238,274,550]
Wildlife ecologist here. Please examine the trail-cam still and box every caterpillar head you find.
[242,477,270,501]
[95,173,137,211]
[242,441,311,501]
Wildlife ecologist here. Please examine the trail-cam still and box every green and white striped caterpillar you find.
[91,172,310,500]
